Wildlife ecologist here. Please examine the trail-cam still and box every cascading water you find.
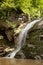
[6,18,42,58]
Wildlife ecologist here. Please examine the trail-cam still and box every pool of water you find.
[0,57,43,65]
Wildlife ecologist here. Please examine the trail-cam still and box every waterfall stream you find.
[6,18,42,58]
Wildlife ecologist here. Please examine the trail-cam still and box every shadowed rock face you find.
[0,13,30,57]
[0,45,5,57]
[15,20,43,59]
[22,20,43,59]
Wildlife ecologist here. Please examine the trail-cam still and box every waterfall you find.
[6,18,42,58]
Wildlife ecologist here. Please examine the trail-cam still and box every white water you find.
[6,18,42,58]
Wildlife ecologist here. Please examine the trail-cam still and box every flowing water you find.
[6,18,42,58]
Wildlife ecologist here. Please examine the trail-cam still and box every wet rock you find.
[4,47,14,53]
[38,20,43,28]
[0,20,11,29]
[15,51,26,59]
[34,55,41,60]
[0,45,5,57]
[18,13,30,23]
[20,19,43,59]
[5,29,14,41]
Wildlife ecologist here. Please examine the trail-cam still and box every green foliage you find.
[6,20,17,28]
[0,0,15,9]
[0,0,43,19]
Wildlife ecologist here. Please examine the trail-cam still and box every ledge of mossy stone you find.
[0,35,4,39]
